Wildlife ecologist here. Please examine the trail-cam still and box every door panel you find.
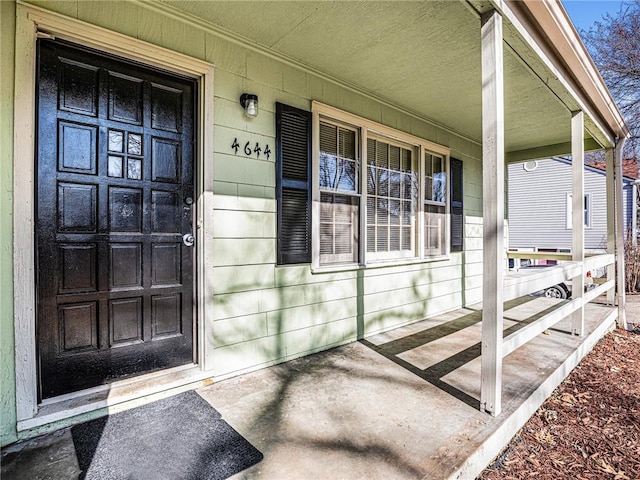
[37,40,196,399]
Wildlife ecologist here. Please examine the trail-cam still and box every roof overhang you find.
[501,0,630,142]
[142,0,629,158]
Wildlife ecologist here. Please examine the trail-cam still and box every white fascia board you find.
[503,0,630,142]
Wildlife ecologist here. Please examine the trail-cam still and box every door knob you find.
[183,233,194,247]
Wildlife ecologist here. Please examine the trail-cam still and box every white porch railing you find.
[502,251,617,360]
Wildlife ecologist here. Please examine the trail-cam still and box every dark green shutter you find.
[276,103,312,264]
[450,158,463,252]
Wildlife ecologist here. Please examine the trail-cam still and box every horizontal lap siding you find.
[21,1,484,379]
[508,159,630,252]
[463,159,484,305]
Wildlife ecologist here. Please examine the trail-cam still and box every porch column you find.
[614,139,628,328]
[480,9,504,416]
[571,111,585,336]
[606,148,615,304]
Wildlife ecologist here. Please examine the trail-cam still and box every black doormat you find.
[71,391,263,480]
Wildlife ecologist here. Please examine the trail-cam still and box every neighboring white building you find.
[508,158,637,253]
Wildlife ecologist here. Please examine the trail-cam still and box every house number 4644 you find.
[231,138,271,160]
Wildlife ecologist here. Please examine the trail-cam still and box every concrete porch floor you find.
[1,297,617,480]
[200,297,616,480]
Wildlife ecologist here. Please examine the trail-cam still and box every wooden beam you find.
[507,251,613,267]
[504,262,582,301]
[502,298,582,357]
[480,9,504,417]
[606,148,615,305]
[584,279,615,303]
[614,140,628,328]
[14,5,39,422]
[571,111,585,336]
[583,253,615,271]
[505,137,602,164]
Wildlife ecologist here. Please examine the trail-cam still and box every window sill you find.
[310,254,451,274]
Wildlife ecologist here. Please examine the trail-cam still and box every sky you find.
[562,0,626,32]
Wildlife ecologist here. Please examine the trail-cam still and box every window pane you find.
[424,176,433,201]
[377,226,388,251]
[335,223,353,254]
[401,227,411,251]
[389,171,401,198]
[389,145,400,170]
[320,122,338,154]
[319,122,357,192]
[401,149,411,172]
[433,172,447,203]
[389,199,400,225]
[433,156,443,175]
[367,164,376,195]
[127,158,141,180]
[108,155,123,177]
[375,141,388,168]
[378,169,389,197]
[337,158,357,191]
[320,197,333,223]
[339,128,356,159]
[319,152,337,189]
[366,138,417,258]
[425,153,446,204]
[367,197,376,225]
[424,154,433,177]
[425,204,446,256]
[128,133,142,155]
[390,226,400,251]
[367,226,376,253]
[319,192,359,265]
[401,201,412,225]
[108,130,123,152]
[403,173,414,200]
[377,198,388,224]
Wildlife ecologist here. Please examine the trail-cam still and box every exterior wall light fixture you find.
[240,93,259,118]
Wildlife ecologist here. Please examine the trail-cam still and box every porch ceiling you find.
[162,0,601,156]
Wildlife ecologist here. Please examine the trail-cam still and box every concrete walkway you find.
[1,297,618,480]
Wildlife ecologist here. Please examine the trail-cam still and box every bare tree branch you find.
[582,1,640,157]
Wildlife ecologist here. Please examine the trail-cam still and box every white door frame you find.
[13,2,215,425]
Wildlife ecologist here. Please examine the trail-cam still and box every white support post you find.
[480,9,504,416]
[571,111,585,336]
[614,139,628,329]
[606,148,615,305]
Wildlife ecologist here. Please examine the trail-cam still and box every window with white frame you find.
[313,103,450,268]
[366,136,417,261]
[565,193,591,229]
[424,153,447,256]
[318,121,360,265]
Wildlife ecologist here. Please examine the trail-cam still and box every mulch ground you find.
[480,324,640,480]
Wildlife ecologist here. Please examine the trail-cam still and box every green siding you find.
[1,0,16,447]
[2,0,487,440]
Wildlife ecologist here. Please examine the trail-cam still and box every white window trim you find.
[365,132,418,263]
[566,193,592,229]
[311,101,451,271]
[13,3,215,427]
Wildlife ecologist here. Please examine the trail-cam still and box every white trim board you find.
[450,307,617,480]
[13,2,215,427]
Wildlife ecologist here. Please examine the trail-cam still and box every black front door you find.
[36,40,196,399]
